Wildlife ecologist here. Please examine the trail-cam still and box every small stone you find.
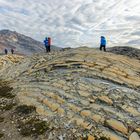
[80,110,91,117]
[32,128,36,131]
[2,129,5,132]
[88,135,95,140]
[129,132,140,140]
[79,91,90,97]
[92,114,105,123]
[125,106,140,116]
[135,128,140,133]
[98,95,113,105]
[57,108,65,115]
[72,129,77,133]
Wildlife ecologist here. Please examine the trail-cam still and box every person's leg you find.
[100,45,102,51]
[104,45,106,52]
[47,46,49,53]
[48,46,49,52]
[48,45,50,52]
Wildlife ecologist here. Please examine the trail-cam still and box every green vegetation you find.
[97,137,110,140]
[15,105,36,115]
[0,133,4,138]
[18,117,49,136]
[0,117,4,123]
[81,136,110,140]
[0,84,14,99]
[0,102,17,111]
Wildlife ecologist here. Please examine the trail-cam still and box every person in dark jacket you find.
[48,37,51,52]
[11,49,14,54]
[100,36,106,52]
[44,37,49,53]
[4,49,8,55]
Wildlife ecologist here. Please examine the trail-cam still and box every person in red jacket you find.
[48,37,51,52]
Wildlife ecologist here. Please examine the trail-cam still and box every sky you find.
[0,0,140,48]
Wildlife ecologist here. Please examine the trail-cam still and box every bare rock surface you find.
[107,46,140,60]
[0,47,140,140]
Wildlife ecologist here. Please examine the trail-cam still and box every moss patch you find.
[0,133,4,138]
[97,137,110,140]
[0,85,14,99]
[81,136,110,140]
[0,117,4,123]
[0,102,17,111]
[18,117,49,136]
[15,105,36,115]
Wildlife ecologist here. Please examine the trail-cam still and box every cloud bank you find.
[0,0,140,48]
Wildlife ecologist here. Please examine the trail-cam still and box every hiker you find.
[11,48,14,54]
[48,37,51,52]
[44,37,49,53]
[4,49,8,55]
[100,36,106,52]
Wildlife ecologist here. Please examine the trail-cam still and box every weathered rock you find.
[102,130,125,140]
[135,128,140,133]
[129,132,140,140]
[91,114,105,123]
[0,47,140,140]
[88,135,95,140]
[98,95,113,105]
[80,110,91,117]
[106,119,128,135]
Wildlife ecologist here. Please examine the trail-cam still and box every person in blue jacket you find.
[100,36,106,52]
[44,37,49,53]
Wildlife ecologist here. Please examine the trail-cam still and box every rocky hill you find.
[107,46,140,60]
[0,30,60,55]
[0,48,140,140]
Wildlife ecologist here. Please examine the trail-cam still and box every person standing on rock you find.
[4,48,8,55]
[100,36,106,52]
[44,37,49,53]
[11,48,14,54]
[48,37,51,52]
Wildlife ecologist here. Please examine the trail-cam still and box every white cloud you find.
[0,0,140,48]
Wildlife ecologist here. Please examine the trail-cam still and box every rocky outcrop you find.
[108,46,140,60]
[0,29,61,55]
[0,47,140,139]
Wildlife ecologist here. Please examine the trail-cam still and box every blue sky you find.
[0,0,140,48]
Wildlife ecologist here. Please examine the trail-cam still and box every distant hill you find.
[0,29,60,55]
[107,46,140,60]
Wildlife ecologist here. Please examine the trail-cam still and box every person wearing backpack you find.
[11,48,14,54]
[48,37,51,52]
[44,37,49,53]
[4,48,8,55]
[100,36,106,52]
